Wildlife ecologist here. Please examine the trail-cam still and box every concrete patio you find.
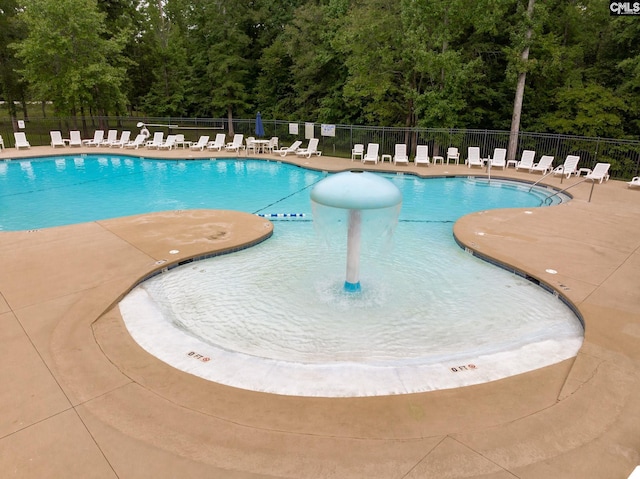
[1,144,639,478]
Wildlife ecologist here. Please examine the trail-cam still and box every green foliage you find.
[12,0,128,116]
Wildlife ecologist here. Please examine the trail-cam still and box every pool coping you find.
[1,145,640,478]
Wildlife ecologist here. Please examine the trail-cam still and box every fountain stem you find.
[344,209,362,292]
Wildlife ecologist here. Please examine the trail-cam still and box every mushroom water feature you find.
[310,170,402,293]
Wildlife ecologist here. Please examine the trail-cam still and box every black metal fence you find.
[1,116,639,179]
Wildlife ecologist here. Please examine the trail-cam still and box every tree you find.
[0,0,28,126]
[12,0,128,123]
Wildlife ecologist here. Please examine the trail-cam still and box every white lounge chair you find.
[414,145,430,167]
[225,134,244,152]
[393,144,409,165]
[467,147,483,168]
[68,130,82,147]
[110,130,131,148]
[628,177,640,188]
[207,133,226,151]
[146,132,164,149]
[296,138,321,158]
[515,150,536,171]
[278,140,302,156]
[50,131,66,148]
[585,163,610,183]
[362,143,379,164]
[14,132,31,149]
[552,155,580,179]
[83,130,104,146]
[489,148,507,169]
[351,144,364,161]
[190,135,210,151]
[101,129,118,147]
[124,134,147,149]
[158,134,177,150]
[530,155,554,174]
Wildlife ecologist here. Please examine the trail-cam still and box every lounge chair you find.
[628,177,640,188]
[529,155,554,174]
[393,144,409,165]
[467,147,483,168]
[101,129,118,147]
[83,130,104,146]
[584,163,610,183]
[446,147,460,165]
[68,130,82,147]
[552,155,580,179]
[207,133,226,151]
[146,132,164,149]
[296,138,321,158]
[225,134,244,152]
[50,131,66,148]
[515,150,536,171]
[158,134,177,150]
[14,132,31,149]
[351,144,364,161]
[414,145,430,167]
[110,130,131,148]
[488,148,507,169]
[278,140,302,156]
[190,135,210,151]
[362,143,379,164]
[124,134,147,149]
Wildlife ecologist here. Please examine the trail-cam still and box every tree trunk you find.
[227,106,234,136]
[507,0,535,162]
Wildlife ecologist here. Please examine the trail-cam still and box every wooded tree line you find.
[1,0,639,140]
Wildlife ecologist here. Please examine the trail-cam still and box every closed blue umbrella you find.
[255,112,265,137]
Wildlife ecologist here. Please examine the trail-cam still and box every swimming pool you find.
[1,155,583,396]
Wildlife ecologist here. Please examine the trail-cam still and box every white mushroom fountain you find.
[310,170,402,293]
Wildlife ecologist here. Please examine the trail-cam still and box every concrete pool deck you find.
[1,145,639,478]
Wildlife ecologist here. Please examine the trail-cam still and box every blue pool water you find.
[0,155,561,230]
[1,155,582,396]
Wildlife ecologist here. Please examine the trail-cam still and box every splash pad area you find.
[120,172,582,397]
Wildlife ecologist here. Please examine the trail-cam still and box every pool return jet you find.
[310,170,402,293]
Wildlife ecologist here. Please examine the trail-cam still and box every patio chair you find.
[446,147,460,165]
[278,140,302,156]
[190,135,210,151]
[265,137,279,153]
[246,136,257,154]
[488,148,507,169]
[146,132,164,149]
[362,143,379,164]
[393,144,409,165]
[83,130,104,146]
[552,155,580,179]
[101,129,118,147]
[515,150,536,171]
[14,132,31,149]
[50,131,66,148]
[110,131,131,148]
[584,163,610,183]
[206,133,226,151]
[68,130,82,147]
[296,138,321,158]
[467,147,483,168]
[529,155,554,174]
[158,134,177,150]
[351,144,364,161]
[225,134,244,152]
[414,145,430,167]
[124,134,147,149]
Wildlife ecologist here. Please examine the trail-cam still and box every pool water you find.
[1,155,583,396]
